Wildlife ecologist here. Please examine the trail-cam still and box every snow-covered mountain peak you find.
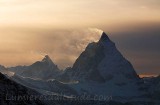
[62,31,139,83]
[19,55,61,80]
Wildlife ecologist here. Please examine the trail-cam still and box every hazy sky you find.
[0,0,160,75]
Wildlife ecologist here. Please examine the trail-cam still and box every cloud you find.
[1,0,160,27]
[0,28,102,69]
[0,20,160,75]
[0,21,160,75]
[32,28,102,69]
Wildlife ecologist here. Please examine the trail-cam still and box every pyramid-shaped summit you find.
[21,55,61,80]
[99,32,111,42]
[66,32,139,83]
[42,55,51,61]
[57,31,142,98]
[42,55,54,65]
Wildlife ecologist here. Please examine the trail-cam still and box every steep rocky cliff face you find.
[69,32,139,83]
[56,32,144,99]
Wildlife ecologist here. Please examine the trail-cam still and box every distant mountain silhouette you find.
[21,55,61,80]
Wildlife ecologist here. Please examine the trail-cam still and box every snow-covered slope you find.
[0,65,15,77]
[71,32,139,82]
[10,55,62,80]
[11,74,78,96]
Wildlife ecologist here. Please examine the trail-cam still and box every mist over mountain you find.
[0,31,160,105]
[63,32,139,83]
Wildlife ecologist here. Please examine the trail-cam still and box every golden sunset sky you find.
[0,0,160,75]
